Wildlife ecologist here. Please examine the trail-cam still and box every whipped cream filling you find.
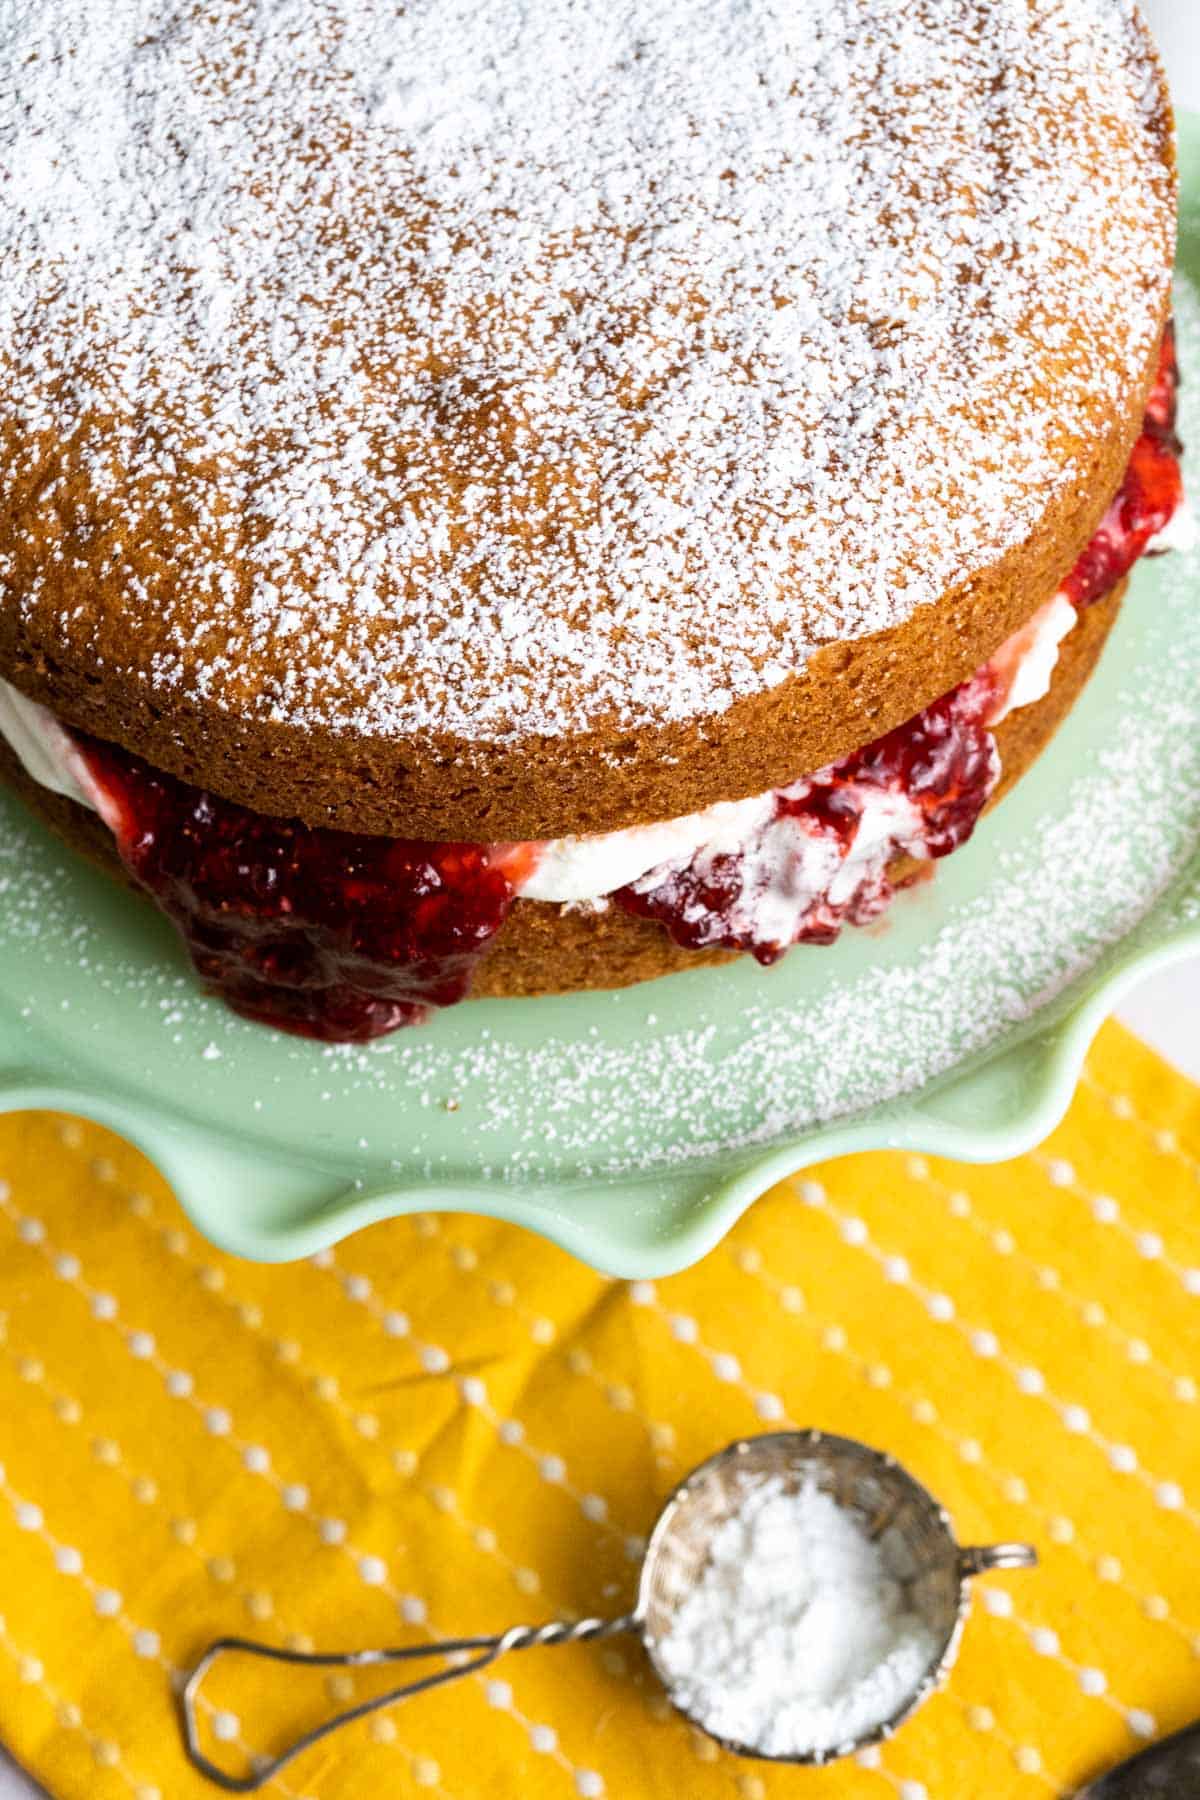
[523,790,778,903]
[984,592,1077,727]
[524,590,1078,901]
[0,683,118,827]
[0,589,1080,907]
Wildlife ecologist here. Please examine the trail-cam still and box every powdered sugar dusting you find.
[0,0,1175,744]
[654,1475,941,1757]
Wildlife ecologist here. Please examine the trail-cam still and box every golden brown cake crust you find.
[0,2,1176,843]
[0,582,1125,1000]
[0,332,1163,847]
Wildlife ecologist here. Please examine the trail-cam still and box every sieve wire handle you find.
[958,1543,1039,1577]
[181,1616,640,1792]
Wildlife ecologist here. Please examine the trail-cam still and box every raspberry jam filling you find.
[80,736,536,1041]
[71,334,1183,1040]
[615,670,1001,961]
[1062,324,1184,609]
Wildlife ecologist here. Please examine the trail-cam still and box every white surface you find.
[1149,0,1200,108]
[1120,958,1200,1081]
[0,1762,31,1800]
[0,7,1195,1798]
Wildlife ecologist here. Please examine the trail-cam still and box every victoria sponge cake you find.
[0,0,1186,1039]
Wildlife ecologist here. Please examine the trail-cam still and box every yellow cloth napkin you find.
[1,1019,1199,1800]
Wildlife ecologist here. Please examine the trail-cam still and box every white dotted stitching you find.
[0,1467,301,1796]
[0,1321,462,1797]
[0,1613,162,1799]
[907,1161,1198,1403]
[1030,1149,1200,1297]
[318,1244,638,1558]
[111,1190,628,1615]
[981,1597,1156,1739]
[1080,1069,1200,1186]
[0,1195,598,1796]
[791,1179,1200,1529]
[737,1214,1200,1654]
[939,1686,1063,1794]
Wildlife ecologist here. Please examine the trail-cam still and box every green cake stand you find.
[0,129,1198,1278]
